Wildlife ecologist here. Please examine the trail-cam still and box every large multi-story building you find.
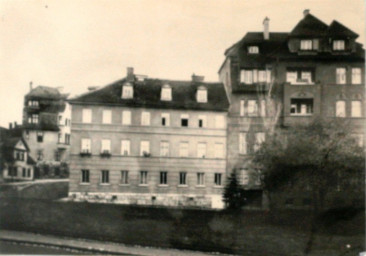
[68,69,229,208]
[218,10,365,207]
[22,84,71,177]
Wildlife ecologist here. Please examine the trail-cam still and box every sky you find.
[0,0,364,127]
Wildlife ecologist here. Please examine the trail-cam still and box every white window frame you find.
[240,70,253,84]
[82,109,92,123]
[336,68,346,84]
[333,40,345,51]
[197,173,205,186]
[197,88,208,103]
[248,46,259,54]
[140,171,148,185]
[352,68,361,84]
[239,133,247,155]
[160,171,168,185]
[258,70,266,82]
[102,110,112,124]
[240,100,245,116]
[121,170,129,184]
[161,86,172,101]
[122,111,131,125]
[101,139,111,153]
[286,71,298,84]
[160,141,169,157]
[81,169,90,184]
[101,170,109,184]
[240,169,249,185]
[214,173,222,186]
[247,100,258,116]
[254,132,265,151]
[351,101,362,117]
[300,40,312,50]
[214,143,224,158]
[81,138,91,153]
[336,100,346,117]
[141,112,150,126]
[121,140,130,156]
[179,172,187,185]
[179,142,189,157]
[198,115,207,128]
[122,84,133,99]
[140,140,150,156]
[197,142,207,158]
[161,113,170,126]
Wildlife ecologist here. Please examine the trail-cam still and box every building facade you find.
[22,85,71,178]
[68,69,229,208]
[218,10,365,208]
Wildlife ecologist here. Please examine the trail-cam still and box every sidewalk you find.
[0,230,226,256]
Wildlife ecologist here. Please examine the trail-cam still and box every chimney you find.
[303,9,310,17]
[9,123,12,129]
[263,17,270,40]
[191,73,205,82]
[29,81,33,92]
[126,67,134,82]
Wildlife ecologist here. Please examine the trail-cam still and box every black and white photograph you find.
[0,0,364,255]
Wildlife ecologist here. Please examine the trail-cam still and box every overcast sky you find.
[0,0,364,127]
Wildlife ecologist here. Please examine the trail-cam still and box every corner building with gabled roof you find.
[68,70,229,208]
[218,9,365,208]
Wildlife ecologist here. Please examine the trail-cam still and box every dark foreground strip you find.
[0,238,135,255]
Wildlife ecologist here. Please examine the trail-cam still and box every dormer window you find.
[161,84,172,101]
[122,83,133,99]
[196,86,207,103]
[248,46,259,54]
[300,39,319,51]
[333,40,345,51]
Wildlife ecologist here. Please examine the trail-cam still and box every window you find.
[239,133,247,154]
[352,68,361,84]
[333,40,345,51]
[81,138,91,153]
[81,170,90,183]
[197,143,207,158]
[214,173,222,186]
[260,100,266,117]
[240,100,245,116]
[247,100,258,116]
[140,171,148,185]
[101,139,111,154]
[179,142,189,157]
[179,172,187,185]
[28,100,39,107]
[140,140,150,156]
[160,141,169,157]
[65,134,70,145]
[240,169,249,185]
[286,69,314,84]
[197,173,205,186]
[214,143,224,158]
[29,114,39,124]
[102,110,112,124]
[290,99,313,115]
[336,68,346,84]
[121,170,129,184]
[300,40,312,50]
[181,114,189,127]
[336,101,346,117]
[248,46,259,54]
[215,115,225,129]
[198,115,207,128]
[161,85,172,101]
[240,69,268,84]
[22,168,26,177]
[101,170,109,184]
[160,171,167,185]
[240,70,253,84]
[121,140,130,156]
[54,150,61,161]
[122,111,131,125]
[37,132,43,142]
[58,133,62,144]
[161,113,170,126]
[141,112,150,126]
[82,109,92,123]
[122,83,133,99]
[351,101,362,117]
[196,87,207,103]
[27,168,31,177]
[254,132,265,151]
[36,150,43,161]
[58,115,62,125]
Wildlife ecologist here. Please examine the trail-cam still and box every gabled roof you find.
[69,78,229,112]
[328,20,358,38]
[3,137,29,151]
[26,86,66,100]
[290,14,329,37]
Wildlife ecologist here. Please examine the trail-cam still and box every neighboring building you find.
[218,10,365,208]
[22,84,71,178]
[0,127,36,182]
[68,69,229,208]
